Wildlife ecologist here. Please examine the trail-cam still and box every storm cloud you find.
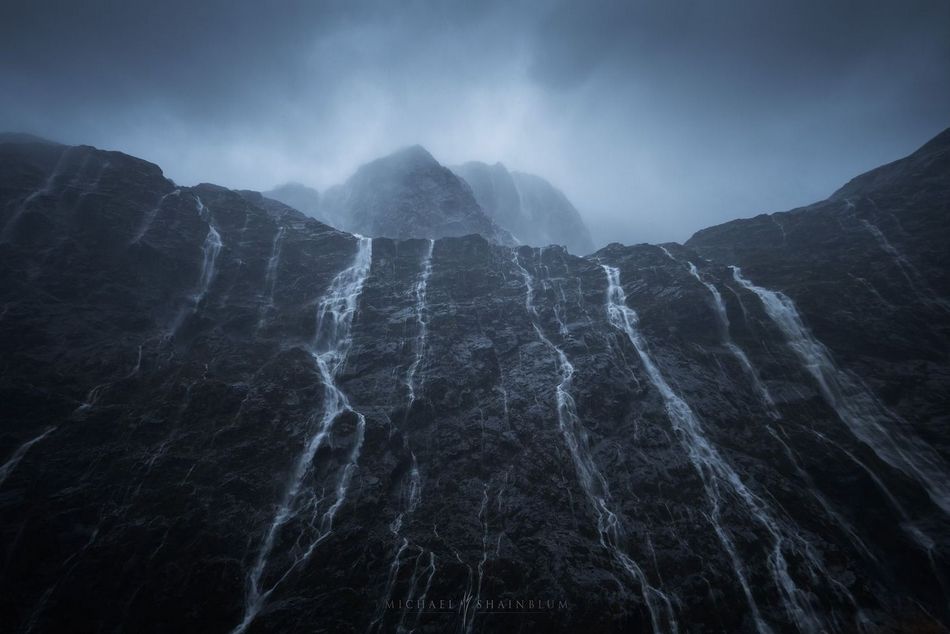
[2,0,948,245]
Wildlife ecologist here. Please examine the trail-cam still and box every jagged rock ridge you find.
[309,145,514,244]
[453,161,595,255]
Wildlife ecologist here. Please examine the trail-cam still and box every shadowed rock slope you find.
[0,130,948,633]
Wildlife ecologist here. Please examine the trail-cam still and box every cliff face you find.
[0,131,948,633]
[453,161,595,255]
[686,126,950,435]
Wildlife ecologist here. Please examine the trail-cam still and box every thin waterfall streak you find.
[767,428,878,564]
[603,264,824,633]
[406,239,435,406]
[257,225,285,329]
[368,538,409,633]
[166,196,223,338]
[0,427,57,489]
[731,266,950,516]
[687,262,777,416]
[859,218,949,311]
[706,499,774,634]
[461,485,491,634]
[513,250,677,634]
[192,196,223,307]
[2,147,74,240]
[808,428,940,562]
[130,189,180,244]
[370,242,434,630]
[232,237,373,634]
[410,552,437,630]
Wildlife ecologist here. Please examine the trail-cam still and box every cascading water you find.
[2,147,75,241]
[232,236,373,634]
[603,264,830,633]
[370,239,436,633]
[513,251,679,634]
[257,224,285,329]
[165,196,223,338]
[858,218,950,312]
[192,196,223,307]
[731,266,950,517]
[130,189,180,244]
[0,427,57,489]
[406,239,435,405]
[686,261,778,417]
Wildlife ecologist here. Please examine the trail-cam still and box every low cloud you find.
[2,0,948,244]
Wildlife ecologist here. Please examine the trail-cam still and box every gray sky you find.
[2,0,948,246]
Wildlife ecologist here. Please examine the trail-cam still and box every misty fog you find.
[2,0,948,245]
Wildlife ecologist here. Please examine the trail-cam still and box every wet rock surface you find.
[0,131,948,633]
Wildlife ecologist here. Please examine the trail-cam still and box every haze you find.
[2,0,948,246]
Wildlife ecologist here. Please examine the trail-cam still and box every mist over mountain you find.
[262,182,322,223]
[1,125,949,632]
[453,161,595,254]
[278,145,514,244]
[3,1,950,632]
[264,148,595,254]
[5,1,948,246]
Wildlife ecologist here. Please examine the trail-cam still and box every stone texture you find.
[0,130,947,633]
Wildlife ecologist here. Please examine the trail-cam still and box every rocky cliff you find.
[0,130,948,633]
[317,145,514,244]
[453,161,595,255]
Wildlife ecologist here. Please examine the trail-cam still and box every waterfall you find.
[514,251,679,634]
[257,224,285,329]
[406,239,435,406]
[233,236,373,634]
[731,266,950,517]
[604,264,826,633]
[686,262,778,417]
[165,196,223,338]
[859,218,950,312]
[0,427,57,489]
[130,189,180,244]
[192,196,223,307]
[369,239,437,633]
[2,147,75,241]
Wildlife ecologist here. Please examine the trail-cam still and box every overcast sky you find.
[2,0,948,246]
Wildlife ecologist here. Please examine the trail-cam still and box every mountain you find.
[317,145,514,244]
[263,182,323,222]
[1,130,949,633]
[453,161,595,255]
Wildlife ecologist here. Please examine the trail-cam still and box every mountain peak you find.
[377,144,438,168]
[918,125,950,153]
[452,162,595,254]
[831,125,950,200]
[318,145,513,243]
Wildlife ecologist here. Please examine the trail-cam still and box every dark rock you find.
[0,129,948,633]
